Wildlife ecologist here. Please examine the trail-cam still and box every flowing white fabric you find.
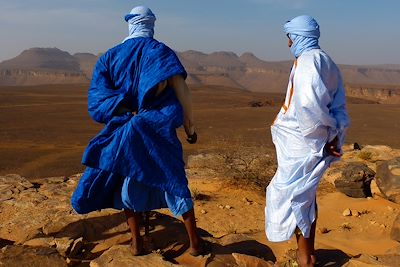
[265,48,349,242]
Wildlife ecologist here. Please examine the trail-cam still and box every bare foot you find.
[296,250,315,267]
[189,238,210,256]
[130,236,144,256]
[311,255,317,265]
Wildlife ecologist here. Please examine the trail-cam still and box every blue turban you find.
[123,6,156,43]
[284,15,320,58]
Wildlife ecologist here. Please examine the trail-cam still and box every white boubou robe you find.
[265,49,350,242]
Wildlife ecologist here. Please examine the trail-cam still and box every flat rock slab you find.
[89,245,177,267]
[0,245,67,267]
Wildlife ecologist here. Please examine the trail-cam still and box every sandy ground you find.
[178,175,400,264]
[1,166,399,266]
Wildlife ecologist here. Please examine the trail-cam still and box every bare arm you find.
[168,74,195,137]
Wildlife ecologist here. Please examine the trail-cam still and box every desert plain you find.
[1,83,400,266]
[1,84,399,178]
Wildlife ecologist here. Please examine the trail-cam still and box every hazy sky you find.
[1,0,399,65]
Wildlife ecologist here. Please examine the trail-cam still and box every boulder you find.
[334,162,375,198]
[375,157,400,203]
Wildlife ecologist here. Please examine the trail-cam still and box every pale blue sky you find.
[0,0,398,65]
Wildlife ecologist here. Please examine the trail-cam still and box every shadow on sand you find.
[315,249,350,266]
[48,211,355,266]
[51,210,277,265]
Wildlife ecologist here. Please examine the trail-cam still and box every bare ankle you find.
[189,237,209,256]
[296,251,315,267]
[298,257,315,267]
[130,236,144,256]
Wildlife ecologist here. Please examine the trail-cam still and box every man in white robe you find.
[265,15,350,266]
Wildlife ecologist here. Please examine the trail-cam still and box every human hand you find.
[184,120,195,141]
[186,131,197,144]
[324,136,342,157]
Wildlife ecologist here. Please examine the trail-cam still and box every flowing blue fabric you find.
[71,37,191,214]
[284,15,320,58]
[113,176,193,216]
[123,6,156,43]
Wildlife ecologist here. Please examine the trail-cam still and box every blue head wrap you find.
[284,15,320,58]
[123,6,156,43]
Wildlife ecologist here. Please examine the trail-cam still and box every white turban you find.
[123,6,156,43]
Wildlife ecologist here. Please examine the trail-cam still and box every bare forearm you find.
[168,75,194,134]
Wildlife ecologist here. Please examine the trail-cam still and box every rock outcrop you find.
[375,157,400,204]
[334,162,375,198]
[2,145,400,266]
[346,85,400,104]
[0,173,276,266]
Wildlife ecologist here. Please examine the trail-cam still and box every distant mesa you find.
[178,50,400,103]
[72,52,98,78]
[1,47,400,103]
[0,47,81,72]
[0,48,93,86]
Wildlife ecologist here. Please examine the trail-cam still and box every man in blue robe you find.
[265,15,349,266]
[71,6,205,256]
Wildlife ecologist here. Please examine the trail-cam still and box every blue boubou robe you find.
[71,37,192,214]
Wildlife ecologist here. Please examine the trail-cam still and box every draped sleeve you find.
[293,53,346,154]
[88,55,126,124]
[329,72,350,147]
[137,42,187,110]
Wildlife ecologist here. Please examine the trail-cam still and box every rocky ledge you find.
[1,144,400,266]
